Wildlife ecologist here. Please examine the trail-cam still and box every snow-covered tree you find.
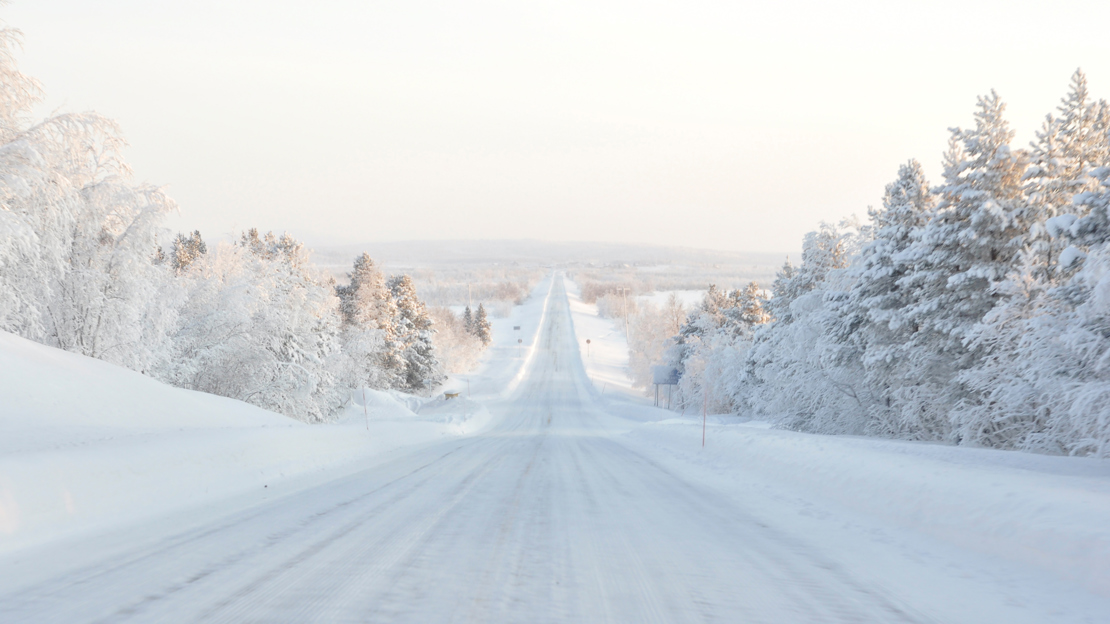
[744,219,871,432]
[332,253,396,390]
[170,230,207,274]
[832,161,936,435]
[428,306,485,374]
[1024,70,1110,279]
[0,19,178,373]
[665,278,778,414]
[883,92,1030,439]
[160,231,344,422]
[388,274,444,394]
[955,163,1110,455]
[473,303,492,346]
[463,305,474,335]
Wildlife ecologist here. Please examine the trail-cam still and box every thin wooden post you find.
[702,387,707,448]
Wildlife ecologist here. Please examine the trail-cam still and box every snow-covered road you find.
[1,275,1105,623]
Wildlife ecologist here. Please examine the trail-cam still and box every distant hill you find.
[310,239,793,272]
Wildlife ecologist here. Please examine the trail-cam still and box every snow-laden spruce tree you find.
[160,230,344,422]
[462,305,474,335]
[388,274,444,394]
[473,303,492,346]
[889,92,1030,440]
[0,20,177,373]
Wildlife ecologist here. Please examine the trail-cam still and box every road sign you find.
[652,366,679,385]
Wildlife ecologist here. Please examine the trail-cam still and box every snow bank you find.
[571,283,1110,598]
[0,331,488,555]
[614,408,1110,597]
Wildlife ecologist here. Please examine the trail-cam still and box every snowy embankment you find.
[563,278,641,400]
[0,277,556,555]
[565,277,1110,601]
[0,330,469,554]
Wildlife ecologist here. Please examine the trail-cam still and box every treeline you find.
[0,23,476,422]
[665,70,1110,457]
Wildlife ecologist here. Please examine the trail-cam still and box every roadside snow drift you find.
[0,330,491,554]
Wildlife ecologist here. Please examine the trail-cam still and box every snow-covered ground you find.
[567,276,1110,621]
[1,272,1108,622]
[0,276,553,556]
[564,279,641,400]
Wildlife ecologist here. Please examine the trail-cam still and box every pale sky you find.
[6,1,1110,253]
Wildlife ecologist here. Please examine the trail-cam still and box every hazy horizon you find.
[7,1,1110,252]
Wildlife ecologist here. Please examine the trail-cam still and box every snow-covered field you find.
[1,272,1107,622]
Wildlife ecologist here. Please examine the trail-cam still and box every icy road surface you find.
[0,276,1102,623]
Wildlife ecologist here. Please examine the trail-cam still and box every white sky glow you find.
[7,1,1110,252]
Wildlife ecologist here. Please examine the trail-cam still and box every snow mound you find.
[0,332,486,555]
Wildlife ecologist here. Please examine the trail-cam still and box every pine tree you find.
[1073,166,1110,249]
[336,254,394,331]
[333,253,399,389]
[902,94,1028,350]
[892,92,1030,439]
[473,303,492,346]
[1024,70,1110,279]
[170,230,207,273]
[388,274,444,393]
[736,282,771,327]
[767,260,797,322]
[836,161,935,434]
[463,305,474,335]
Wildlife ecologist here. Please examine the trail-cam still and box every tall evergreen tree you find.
[892,92,1030,438]
[900,93,1028,353]
[388,274,444,393]
[170,230,207,274]
[836,161,935,433]
[473,303,492,346]
[336,254,394,332]
[463,305,474,335]
[334,253,399,389]
[1024,70,1110,279]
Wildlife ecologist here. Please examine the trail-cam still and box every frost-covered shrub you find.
[158,234,345,422]
[429,306,485,374]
